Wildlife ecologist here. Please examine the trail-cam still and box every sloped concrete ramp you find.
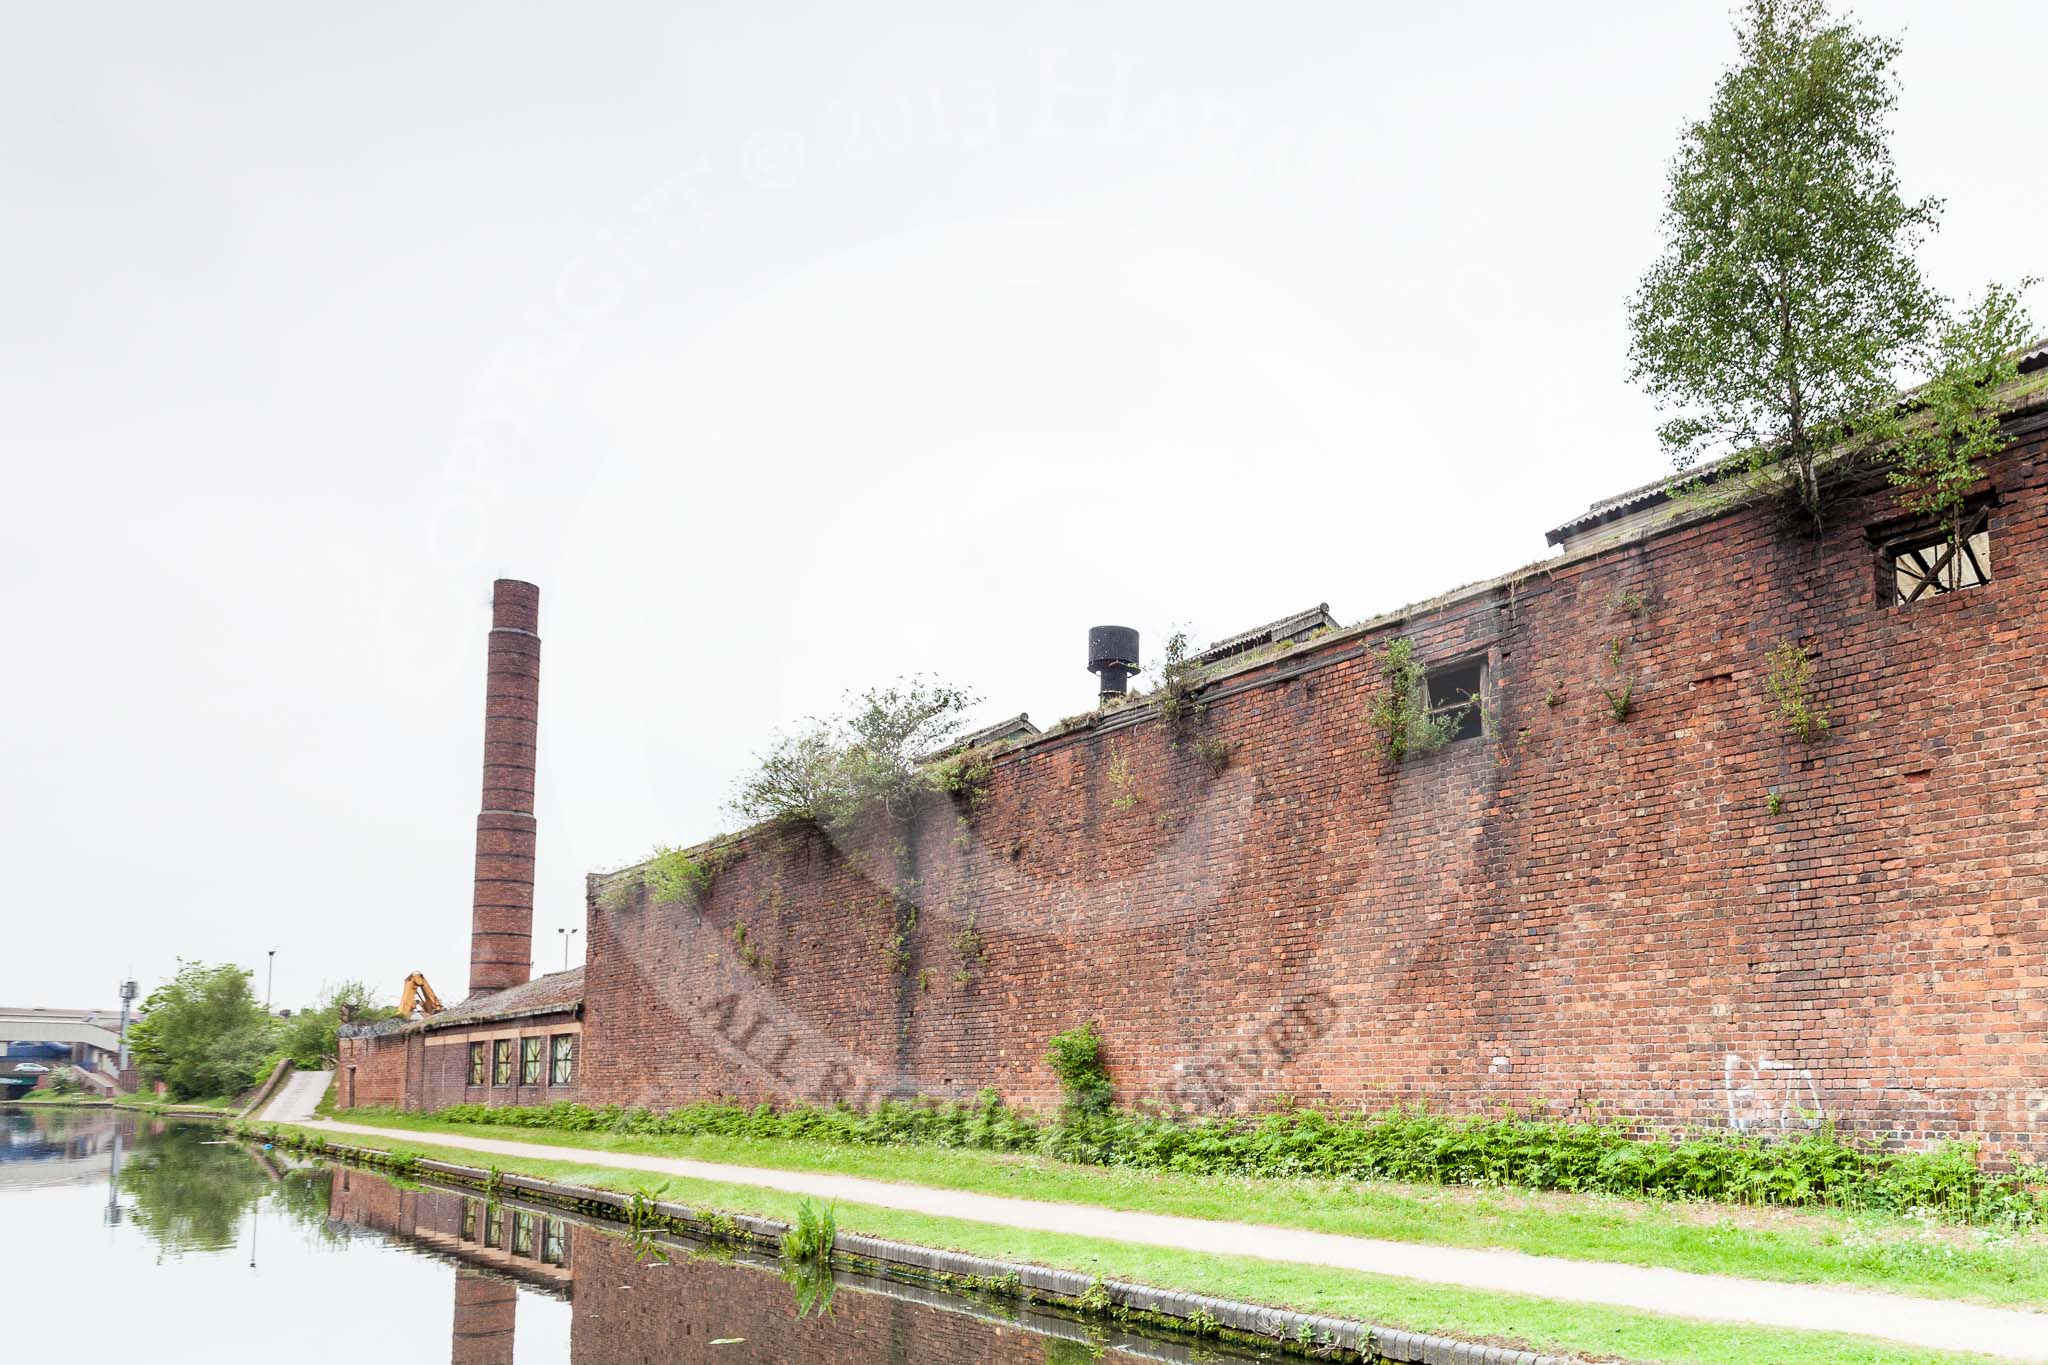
[259,1069,332,1123]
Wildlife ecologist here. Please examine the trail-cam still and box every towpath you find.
[301,1117,2044,1362]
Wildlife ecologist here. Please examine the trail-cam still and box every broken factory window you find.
[521,1036,543,1085]
[1885,506,1992,606]
[492,1039,513,1086]
[1424,658,1486,743]
[467,1042,486,1086]
[550,1033,576,1086]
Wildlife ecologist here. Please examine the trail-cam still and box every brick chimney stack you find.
[468,579,541,996]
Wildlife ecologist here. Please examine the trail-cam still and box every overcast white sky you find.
[4,3,2040,1012]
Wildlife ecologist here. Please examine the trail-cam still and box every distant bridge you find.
[0,1007,124,1055]
[0,1008,125,1093]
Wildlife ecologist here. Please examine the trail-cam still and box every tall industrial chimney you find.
[468,579,541,996]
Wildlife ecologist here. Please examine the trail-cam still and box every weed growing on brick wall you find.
[594,873,641,914]
[932,748,994,814]
[1046,1022,1115,1116]
[431,1096,2047,1227]
[1152,630,1208,740]
[950,913,986,985]
[646,842,736,907]
[730,922,775,977]
[1765,640,1831,744]
[1192,737,1235,776]
[1365,637,1457,763]
[1105,743,1139,811]
[1600,637,1640,723]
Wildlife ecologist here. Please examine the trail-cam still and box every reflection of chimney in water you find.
[452,1270,517,1365]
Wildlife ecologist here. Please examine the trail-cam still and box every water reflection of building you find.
[0,1108,122,1192]
[324,1166,1237,1365]
[326,1169,570,1365]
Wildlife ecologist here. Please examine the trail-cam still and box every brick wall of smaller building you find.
[335,1011,582,1113]
[336,1027,411,1109]
[413,1010,583,1111]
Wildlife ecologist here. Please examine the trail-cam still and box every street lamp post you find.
[265,949,277,1013]
[558,927,580,971]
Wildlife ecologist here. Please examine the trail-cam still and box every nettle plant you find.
[1365,637,1455,763]
[1765,639,1831,744]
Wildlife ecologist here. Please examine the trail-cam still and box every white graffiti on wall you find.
[1723,1053,1825,1133]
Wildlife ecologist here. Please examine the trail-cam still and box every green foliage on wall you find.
[1889,282,2039,538]
[1365,637,1455,763]
[729,678,979,833]
[1045,1021,1114,1116]
[1765,640,1831,744]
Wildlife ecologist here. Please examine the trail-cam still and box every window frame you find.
[492,1039,513,1087]
[1423,656,1487,744]
[549,1034,576,1087]
[1875,505,1990,605]
[467,1042,487,1087]
[1871,497,1997,608]
[520,1036,543,1086]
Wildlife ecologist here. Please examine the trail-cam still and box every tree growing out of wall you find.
[1888,282,2041,545]
[728,677,979,833]
[1365,637,1456,763]
[1628,0,1942,526]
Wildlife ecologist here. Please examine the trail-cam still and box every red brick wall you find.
[336,1028,411,1109]
[411,1012,583,1111]
[581,429,2048,1155]
[335,1015,580,1112]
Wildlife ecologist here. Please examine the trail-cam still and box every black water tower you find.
[1087,625,1140,701]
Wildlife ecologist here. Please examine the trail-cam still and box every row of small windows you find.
[467,1034,575,1088]
[461,1197,568,1266]
[1414,511,1994,748]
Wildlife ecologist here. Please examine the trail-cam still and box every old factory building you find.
[344,363,2048,1156]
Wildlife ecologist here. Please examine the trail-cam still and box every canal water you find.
[2,1106,1280,1363]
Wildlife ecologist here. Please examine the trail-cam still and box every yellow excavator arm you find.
[398,971,444,1018]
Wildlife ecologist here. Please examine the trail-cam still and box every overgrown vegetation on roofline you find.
[1627,0,2040,532]
[727,678,981,834]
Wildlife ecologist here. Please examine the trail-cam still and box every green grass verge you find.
[267,1120,2007,1365]
[324,1107,2048,1310]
